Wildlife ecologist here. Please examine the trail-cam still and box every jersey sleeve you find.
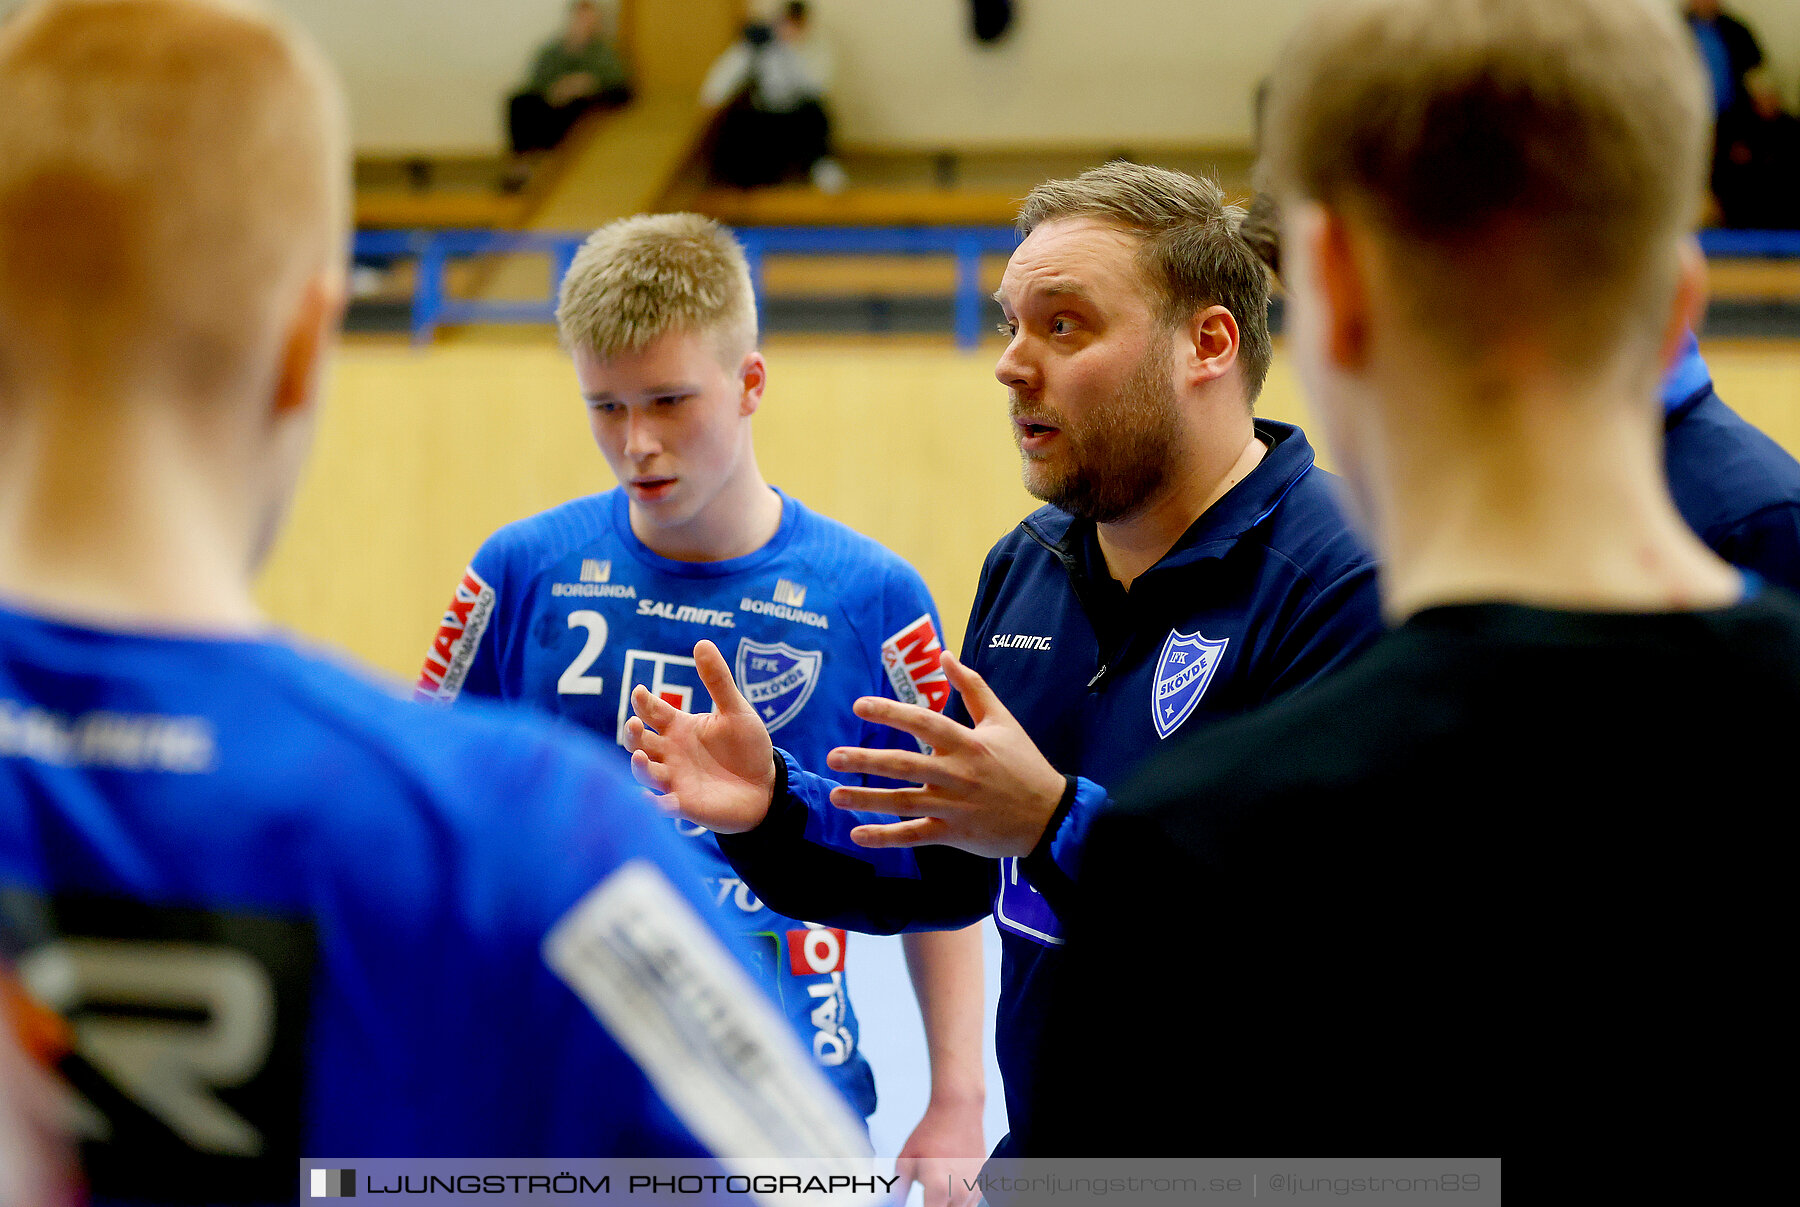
[414,538,510,704]
[1019,775,1109,918]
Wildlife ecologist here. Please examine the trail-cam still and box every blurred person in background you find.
[701,2,846,192]
[1684,0,1800,227]
[0,0,866,1192]
[504,0,633,191]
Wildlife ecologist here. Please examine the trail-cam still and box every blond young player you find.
[419,214,986,1197]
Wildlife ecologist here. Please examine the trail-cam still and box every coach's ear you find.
[272,267,347,421]
[737,350,767,418]
[1181,304,1241,389]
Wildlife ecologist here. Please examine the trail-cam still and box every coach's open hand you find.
[825,651,1067,857]
[625,640,776,833]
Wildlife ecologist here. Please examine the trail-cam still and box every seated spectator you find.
[504,0,632,190]
[701,2,846,192]
[1686,0,1800,227]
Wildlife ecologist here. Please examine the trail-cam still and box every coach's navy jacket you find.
[718,419,1383,1145]
[1662,335,1800,594]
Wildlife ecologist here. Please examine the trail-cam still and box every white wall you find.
[6,0,1800,154]
[269,0,609,155]
[802,0,1800,152]
[1730,0,1800,105]
[805,0,1316,150]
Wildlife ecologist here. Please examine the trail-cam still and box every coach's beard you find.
[1013,346,1182,524]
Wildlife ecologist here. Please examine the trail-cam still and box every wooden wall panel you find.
[1700,340,1800,456]
[254,333,1798,681]
[255,339,612,683]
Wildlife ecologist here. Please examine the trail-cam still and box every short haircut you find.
[556,212,758,363]
[1017,162,1274,404]
[1258,0,1708,364]
[0,0,348,402]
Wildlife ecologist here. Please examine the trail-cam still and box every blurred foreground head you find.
[1259,0,1708,391]
[0,0,347,411]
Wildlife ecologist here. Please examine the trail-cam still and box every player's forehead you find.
[573,327,735,397]
[995,217,1151,315]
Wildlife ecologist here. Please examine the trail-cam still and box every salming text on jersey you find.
[989,634,1053,650]
[637,599,736,628]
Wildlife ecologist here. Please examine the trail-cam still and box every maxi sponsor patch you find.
[879,616,950,714]
[733,640,822,733]
[415,567,495,703]
[1151,628,1229,739]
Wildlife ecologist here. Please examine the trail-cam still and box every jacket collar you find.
[1021,419,1318,575]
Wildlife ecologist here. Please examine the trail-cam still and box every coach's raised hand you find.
[626,640,777,832]
[825,651,1069,858]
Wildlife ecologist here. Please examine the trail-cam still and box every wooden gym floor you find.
[256,333,1800,681]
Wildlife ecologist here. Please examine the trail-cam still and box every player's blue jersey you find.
[0,597,866,1203]
[417,487,950,1121]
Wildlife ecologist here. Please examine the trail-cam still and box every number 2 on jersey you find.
[557,610,609,695]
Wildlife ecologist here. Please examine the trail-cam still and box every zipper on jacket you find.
[1024,518,1141,692]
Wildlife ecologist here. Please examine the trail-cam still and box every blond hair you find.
[1258,0,1708,363]
[0,0,348,402]
[1017,162,1273,404]
[556,213,758,362]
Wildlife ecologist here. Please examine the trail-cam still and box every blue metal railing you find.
[735,226,1020,349]
[1698,229,1800,258]
[355,225,1800,346]
[355,229,582,345]
[354,225,1021,348]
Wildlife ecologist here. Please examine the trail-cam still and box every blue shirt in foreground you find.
[1,600,861,1203]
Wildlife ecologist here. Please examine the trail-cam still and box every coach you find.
[627,162,1383,1150]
